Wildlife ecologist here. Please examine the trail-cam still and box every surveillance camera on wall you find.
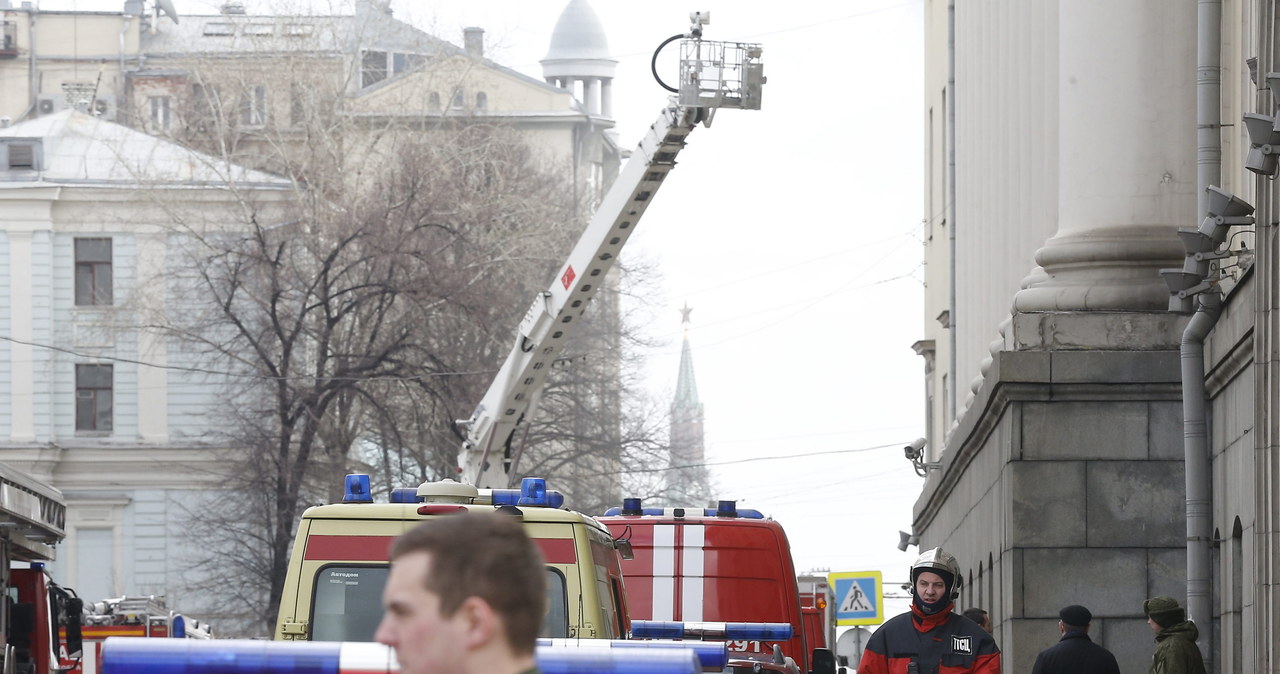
[903,437,926,461]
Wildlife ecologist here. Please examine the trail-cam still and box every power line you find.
[0,334,495,383]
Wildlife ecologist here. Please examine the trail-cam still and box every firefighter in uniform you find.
[858,548,1001,674]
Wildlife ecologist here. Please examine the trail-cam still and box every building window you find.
[150,96,171,130]
[74,238,113,306]
[190,83,222,132]
[361,50,387,88]
[450,89,464,109]
[427,92,441,112]
[241,85,266,126]
[476,92,488,110]
[75,364,113,432]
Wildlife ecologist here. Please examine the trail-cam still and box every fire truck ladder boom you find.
[459,16,763,488]
[0,462,67,561]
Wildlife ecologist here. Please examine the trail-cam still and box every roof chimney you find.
[220,1,246,14]
[463,27,484,58]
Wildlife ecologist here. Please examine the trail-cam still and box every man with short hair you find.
[1144,596,1207,674]
[1030,604,1120,674]
[962,607,992,633]
[858,548,1000,673]
[375,512,545,674]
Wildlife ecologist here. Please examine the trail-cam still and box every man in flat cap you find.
[1144,596,1206,674]
[1030,604,1120,674]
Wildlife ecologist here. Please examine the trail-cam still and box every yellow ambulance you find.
[274,475,631,642]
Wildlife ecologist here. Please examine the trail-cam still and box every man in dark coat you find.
[1030,605,1121,674]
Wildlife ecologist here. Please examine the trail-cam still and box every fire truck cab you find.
[0,462,83,674]
[274,476,631,643]
[599,499,836,674]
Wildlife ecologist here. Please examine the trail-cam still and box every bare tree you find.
[129,26,676,633]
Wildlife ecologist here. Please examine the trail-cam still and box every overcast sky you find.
[43,0,929,624]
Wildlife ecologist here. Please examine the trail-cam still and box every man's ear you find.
[457,596,500,649]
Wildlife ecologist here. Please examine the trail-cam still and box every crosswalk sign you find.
[830,571,883,626]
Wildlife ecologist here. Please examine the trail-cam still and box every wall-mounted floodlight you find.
[1244,72,1280,176]
[1163,186,1255,310]
[897,530,920,552]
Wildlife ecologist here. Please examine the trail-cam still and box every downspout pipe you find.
[1181,291,1217,666]
[947,0,957,424]
[1188,0,1220,664]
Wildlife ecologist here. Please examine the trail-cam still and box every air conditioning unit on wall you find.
[36,94,63,116]
[92,96,116,120]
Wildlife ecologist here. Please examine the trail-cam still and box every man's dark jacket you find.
[1030,630,1120,674]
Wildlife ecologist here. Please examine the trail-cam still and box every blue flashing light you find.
[342,474,373,504]
[630,621,686,639]
[518,477,548,506]
[538,639,727,670]
[493,478,565,509]
[101,638,343,674]
[100,637,699,674]
[631,620,793,642]
[723,622,792,640]
[390,487,418,503]
[538,647,700,674]
[701,507,764,519]
[171,614,186,638]
[30,562,44,570]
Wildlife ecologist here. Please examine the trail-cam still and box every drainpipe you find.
[1181,291,1217,666]
[947,0,957,424]
[22,3,35,121]
[1187,0,1220,664]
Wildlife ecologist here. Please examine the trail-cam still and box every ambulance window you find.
[542,568,567,638]
[311,565,388,642]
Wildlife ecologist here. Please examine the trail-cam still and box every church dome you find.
[542,0,616,79]
[544,0,611,61]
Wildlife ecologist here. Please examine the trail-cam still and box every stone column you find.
[1013,0,1195,312]
[9,229,34,441]
[601,78,613,118]
[585,77,600,116]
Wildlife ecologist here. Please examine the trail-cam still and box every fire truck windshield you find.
[309,565,569,641]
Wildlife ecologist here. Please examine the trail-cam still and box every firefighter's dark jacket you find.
[858,602,1001,674]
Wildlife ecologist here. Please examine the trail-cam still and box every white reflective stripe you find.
[681,524,705,621]
[652,525,676,620]
[339,641,399,672]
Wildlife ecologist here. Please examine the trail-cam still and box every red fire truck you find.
[70,595,211,674]
[0,462,83,674]
[599,500,837,674]
[796,574,835,653]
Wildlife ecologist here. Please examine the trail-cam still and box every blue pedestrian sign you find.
[830,570,883,626]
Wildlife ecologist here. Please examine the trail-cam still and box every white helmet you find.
[911,547,963,599]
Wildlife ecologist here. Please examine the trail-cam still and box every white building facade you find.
[918,2,1279,672]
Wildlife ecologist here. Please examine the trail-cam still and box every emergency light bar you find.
[101,638,704,674]
[342,474,373,503]
[491,477,565,509]
[537,638,728,670]
[604,498,764,519]
[630,621,793,641]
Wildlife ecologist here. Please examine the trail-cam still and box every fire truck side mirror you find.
[62,597,84,659]
[614,539,635,561]
[810,647,837,674]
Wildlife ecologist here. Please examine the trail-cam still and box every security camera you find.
[903,437,926,461]
[689,10,711,26]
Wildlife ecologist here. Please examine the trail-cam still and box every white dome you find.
[543,0,611,61]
